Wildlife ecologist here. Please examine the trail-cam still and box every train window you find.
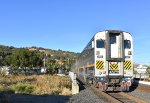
[87,67,94,75]
[79,68,83,74]
[110,35,116,44]
[96,39,105,48]
[124,40,131,49]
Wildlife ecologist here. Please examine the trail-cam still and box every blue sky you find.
[0,0,150,64]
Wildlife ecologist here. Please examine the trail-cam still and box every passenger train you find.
[71,30,133,91]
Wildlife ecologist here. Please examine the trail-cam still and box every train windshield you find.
[96,39,105,48]
[124,40,131,49]
[110,35,116,44]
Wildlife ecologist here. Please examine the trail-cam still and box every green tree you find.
[4,49,43,74]
[147,66,150,74]
[47,60,57,74]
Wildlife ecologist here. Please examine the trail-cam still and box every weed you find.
[12,83,34,94]
[61,87,71,95]
[0,75,71,95]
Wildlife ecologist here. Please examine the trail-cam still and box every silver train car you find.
[72,30,133,91]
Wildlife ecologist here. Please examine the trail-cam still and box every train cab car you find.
[71,30,133,91]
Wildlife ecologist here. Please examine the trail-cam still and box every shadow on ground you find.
[129,78,140,92]
[76,78,86,91]
[0,91,71,103]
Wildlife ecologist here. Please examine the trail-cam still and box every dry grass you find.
[61,87,71,95]
[0,74,72,95]
[34,75,71,95]
[145,77,150,82]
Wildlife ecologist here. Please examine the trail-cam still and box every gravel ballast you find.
[1,85,150,103]
[68,87,107,103]
[69,84,150,103]
[129,89,150,103]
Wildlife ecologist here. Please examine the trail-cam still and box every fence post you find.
[69,71,79,94]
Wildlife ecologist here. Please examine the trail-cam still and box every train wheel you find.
[102,84,108,92]
[121,84,126,92]
[126,86,130,92]
[121,84,129,92]
[99,82,107,92]
[113,86,116,91]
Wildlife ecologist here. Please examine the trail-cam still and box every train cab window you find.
[96,39,105,48]
[124,40,131,49]
[110,35,116,44]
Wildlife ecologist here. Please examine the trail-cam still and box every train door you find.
[106,32,124,76]
[110,35,121,58]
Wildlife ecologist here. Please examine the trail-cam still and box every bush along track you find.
[0,75,72,95]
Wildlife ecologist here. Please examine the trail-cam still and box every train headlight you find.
[99,77,106,81]
[124,77,131,81]
[128,51,132,55]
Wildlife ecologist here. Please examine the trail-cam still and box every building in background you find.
[134,65,148,74]
[134,65,148,79]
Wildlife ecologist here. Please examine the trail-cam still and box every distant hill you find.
[0,45,80,67]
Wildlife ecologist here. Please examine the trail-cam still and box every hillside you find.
[0,45,79,72]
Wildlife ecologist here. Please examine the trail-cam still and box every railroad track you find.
[91,86,147,103]
[77,78,147,103]
[106,91,135,103]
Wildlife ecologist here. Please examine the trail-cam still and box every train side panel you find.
[94,31,106,77]
[123,32,133,80]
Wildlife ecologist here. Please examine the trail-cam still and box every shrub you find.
[147,77,150,82]
[0,69,6,77]
[0,75,71,95]
[146,68,150,74]
[34,75,71,95]
[61,87,71,95]
[12,83,34,94]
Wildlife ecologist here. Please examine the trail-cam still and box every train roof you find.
[79,30,132,58]
[96,30,132,36]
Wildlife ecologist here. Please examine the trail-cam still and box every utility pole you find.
[43,50,47,73]
[44,55,46,68]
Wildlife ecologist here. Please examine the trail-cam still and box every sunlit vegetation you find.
[0,45,75,97]
[0,74,72,95]
[0,45,79,74]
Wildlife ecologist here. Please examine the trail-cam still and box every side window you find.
[96,39,105,48]
[87,67,94,76]
[79,68,83,74]
[124,40,131,49]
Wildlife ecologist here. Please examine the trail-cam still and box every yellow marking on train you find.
[109,62,118,70]
[87,64,95,67]
[124,61,132,70]
[79,64,95,69]
[79,66,84,69]
[96,60,104,70]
